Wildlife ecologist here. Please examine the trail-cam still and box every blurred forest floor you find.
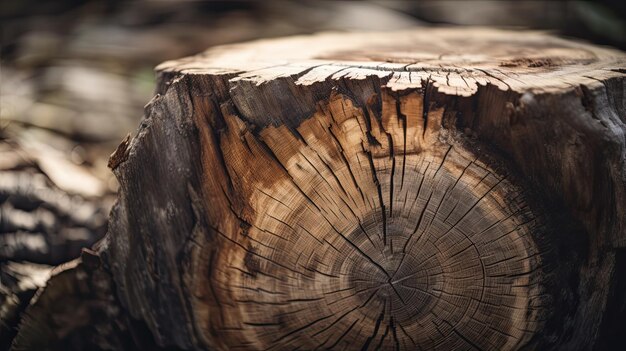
[0,0,625,348]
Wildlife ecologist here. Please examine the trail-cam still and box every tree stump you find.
[98,28,625,350]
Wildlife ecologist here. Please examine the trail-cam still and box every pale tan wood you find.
[158,27,625,96]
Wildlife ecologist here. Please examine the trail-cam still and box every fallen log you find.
[15,28,626,350]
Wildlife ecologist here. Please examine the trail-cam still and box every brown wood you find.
[14,28,626,350]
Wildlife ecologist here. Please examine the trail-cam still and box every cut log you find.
[8,249,176,351]
[38,28,626,350]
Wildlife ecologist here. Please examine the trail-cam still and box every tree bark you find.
[15,28,626,350]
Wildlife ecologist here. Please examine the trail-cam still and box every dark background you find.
[0,0,626,350]
[2,0,626,315]
[3,0,626,300]
[0,1,625,349]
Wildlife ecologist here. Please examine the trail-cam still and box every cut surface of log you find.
[186,92,543,351]
[103,28,625,350]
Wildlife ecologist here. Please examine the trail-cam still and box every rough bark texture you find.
[20,28,626,350]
